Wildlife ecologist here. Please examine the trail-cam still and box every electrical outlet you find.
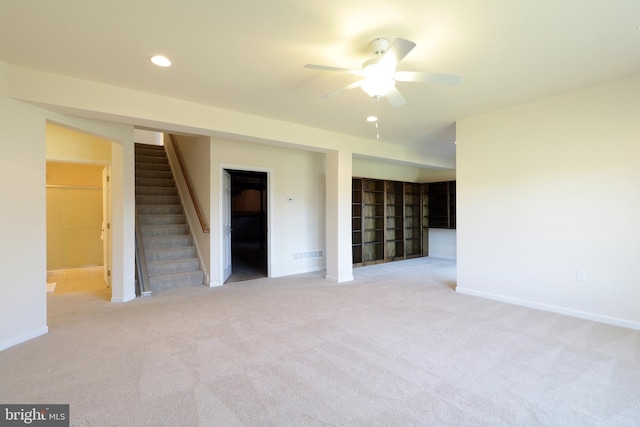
[576,270,587,282]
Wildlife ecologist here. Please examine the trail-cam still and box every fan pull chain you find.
[366,97,382,139]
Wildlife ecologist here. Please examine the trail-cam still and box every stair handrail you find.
[134,206,152,297]
[167,134,210,233]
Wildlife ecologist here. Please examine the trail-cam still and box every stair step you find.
[135,141,205,292]
[139,214,187,226]
[141,224,189,237]
[135,162,171,172]
[135,186,178,196]
[137,205,184,215]
[135,147,167,157]
[145,246,197,262]
[135,151,167,160]
[149,270,204,291]
[135,177,176,187]
[136,169,174,180]
[143,235,194,249]
[135,143,165,150]
[147,258,200,276]
[135,155,168,165]
[136,195,181,205]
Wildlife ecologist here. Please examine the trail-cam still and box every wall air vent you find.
[293,250,324,261]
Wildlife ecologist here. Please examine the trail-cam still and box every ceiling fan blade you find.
[394,71,463,86]
[322,80,363,99]
[380,38,416,67]
[385,86,406,107]
[304,64,361,75]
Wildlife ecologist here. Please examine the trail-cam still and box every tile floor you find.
[46,266,109,294]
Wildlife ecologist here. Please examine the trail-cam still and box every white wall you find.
[109,140,137,304]
[325,149,353,282]
[210,138,326,283]
[134,129,163,146]
[0,60,138,350]
[0,63,48,351]
[165,134,211,282]
[353,157,424,182]
[456,74,640,329]
[353,157,456,183]
[428,229,457,259]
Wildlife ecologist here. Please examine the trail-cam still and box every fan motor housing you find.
[370,38,390,55]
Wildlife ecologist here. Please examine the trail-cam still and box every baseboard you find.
[47,265,103,273]
[271,266,325,279]
[456,287,640,331]
[0,326,48,352]
[325,274,354,283]
[111,294,136,303]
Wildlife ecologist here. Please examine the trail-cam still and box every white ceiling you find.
[1,0,639,161]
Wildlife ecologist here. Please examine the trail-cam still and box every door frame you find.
[102,165,112,287]
[219,164,272,283]
[222,169,232,283]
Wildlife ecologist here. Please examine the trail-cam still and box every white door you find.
[223,170,232,282]
[102,166,112,288]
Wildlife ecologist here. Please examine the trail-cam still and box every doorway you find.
[45,123,113,298]
[46,162,111,294]
[225,169,268,283]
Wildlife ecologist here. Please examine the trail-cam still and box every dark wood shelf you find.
[426,181,456,229]
[352,177,450,266]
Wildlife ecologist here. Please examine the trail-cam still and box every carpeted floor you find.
[1,257,639,426]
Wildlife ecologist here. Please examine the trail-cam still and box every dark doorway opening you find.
[226,170,267,282]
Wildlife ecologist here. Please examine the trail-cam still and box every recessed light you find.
[366,115,378,122]
[150,55,172,67]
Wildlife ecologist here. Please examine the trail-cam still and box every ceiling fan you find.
[305,38,462,107]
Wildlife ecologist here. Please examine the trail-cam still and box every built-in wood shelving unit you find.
[352,178,456,266]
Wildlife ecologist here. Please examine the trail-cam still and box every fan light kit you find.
[305,37,462,107]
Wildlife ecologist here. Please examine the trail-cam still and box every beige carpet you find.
[1,257,639,426]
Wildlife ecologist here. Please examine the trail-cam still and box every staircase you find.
[135,143,204,292]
